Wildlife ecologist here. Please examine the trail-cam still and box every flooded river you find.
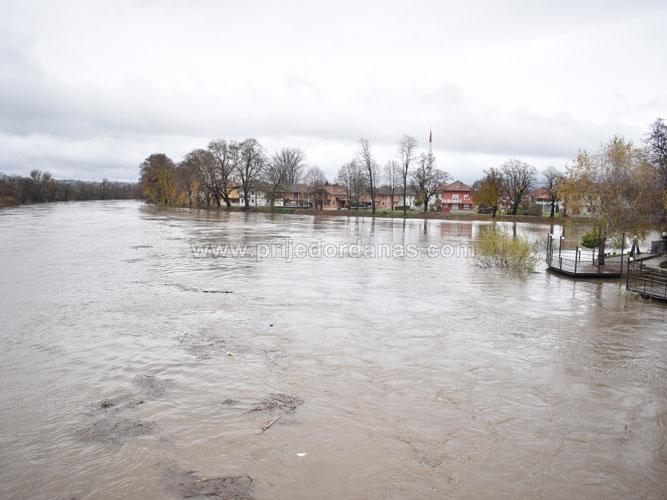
[1,200,665,499]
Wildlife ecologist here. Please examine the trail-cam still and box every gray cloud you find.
[0,0,665,183]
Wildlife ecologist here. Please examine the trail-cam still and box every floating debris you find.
[250,393,303,415]
[165,467,255,499]
[180,333,227,360]
[90,395,145,414]
[134,374,171,399]
[165,283,233,294]
[77,417,154,443]
[258,415,281,433]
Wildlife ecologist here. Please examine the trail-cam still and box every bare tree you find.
[501,159,536,215]
[384,159,401,211]
[184,149,219,207]
[304,166,327,212]
[273,148,305,186]
[473,167,504,217]
[358,138,379,214]
[337,161,366,209]
[237,138,265,210]
[542,166,563,218]
[398,135,418,215]
[208,139,240,208]
[176,156,200,207]
[412,153,448,212]
[262,154,288,209]
[646,118,667,225]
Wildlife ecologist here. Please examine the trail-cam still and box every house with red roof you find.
[438,180,474,213]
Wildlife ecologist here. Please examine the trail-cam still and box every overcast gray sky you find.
[1,0,665,183]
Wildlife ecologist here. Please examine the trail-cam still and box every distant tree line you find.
[0,169,141,207]
[140,134,447,214]
[139,139,309,209]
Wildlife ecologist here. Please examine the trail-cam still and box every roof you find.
[441,180,473,192]
[282,183,310,193]
[530,187,549,198]
[324,184,346,196]
[375,185,416,196]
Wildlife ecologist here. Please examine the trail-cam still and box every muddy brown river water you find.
[0,200,666,499]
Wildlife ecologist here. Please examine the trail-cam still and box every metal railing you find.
[626,261,667,300]
[546,235,625,277]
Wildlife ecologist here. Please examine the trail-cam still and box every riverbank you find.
[208,205,593,227]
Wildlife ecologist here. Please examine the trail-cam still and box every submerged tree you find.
[474,226,539,273]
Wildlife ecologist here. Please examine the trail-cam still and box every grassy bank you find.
[222,205,592,227]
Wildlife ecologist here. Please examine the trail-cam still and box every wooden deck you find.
[546,240,625,279]
[546,235,667,300]
[626,262,667,301]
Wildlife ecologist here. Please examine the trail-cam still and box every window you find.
[452,194,459,202]
[464,194,470,201]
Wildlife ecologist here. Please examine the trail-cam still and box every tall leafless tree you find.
[384,159,401,211]
[358,138,378,214]
[337,161,366,209]
[237,138,265,210]
[542,166,563,218]
[398,135,418,216]
[185,149,219,206]
[501,159,536,215]
[304,166,327,212]
[272,148,305,187]
[262,154,288,209]
[412,153,447,212]
[176,156,200,207]
[208,139,240,208]
[646,117,667,196]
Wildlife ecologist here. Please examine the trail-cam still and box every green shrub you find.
[519,204,543,216]
[581,230,603,249]
[659,260,667,269]
[473,228,539,273]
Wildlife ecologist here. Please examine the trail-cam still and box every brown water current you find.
[0,200,665,499]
